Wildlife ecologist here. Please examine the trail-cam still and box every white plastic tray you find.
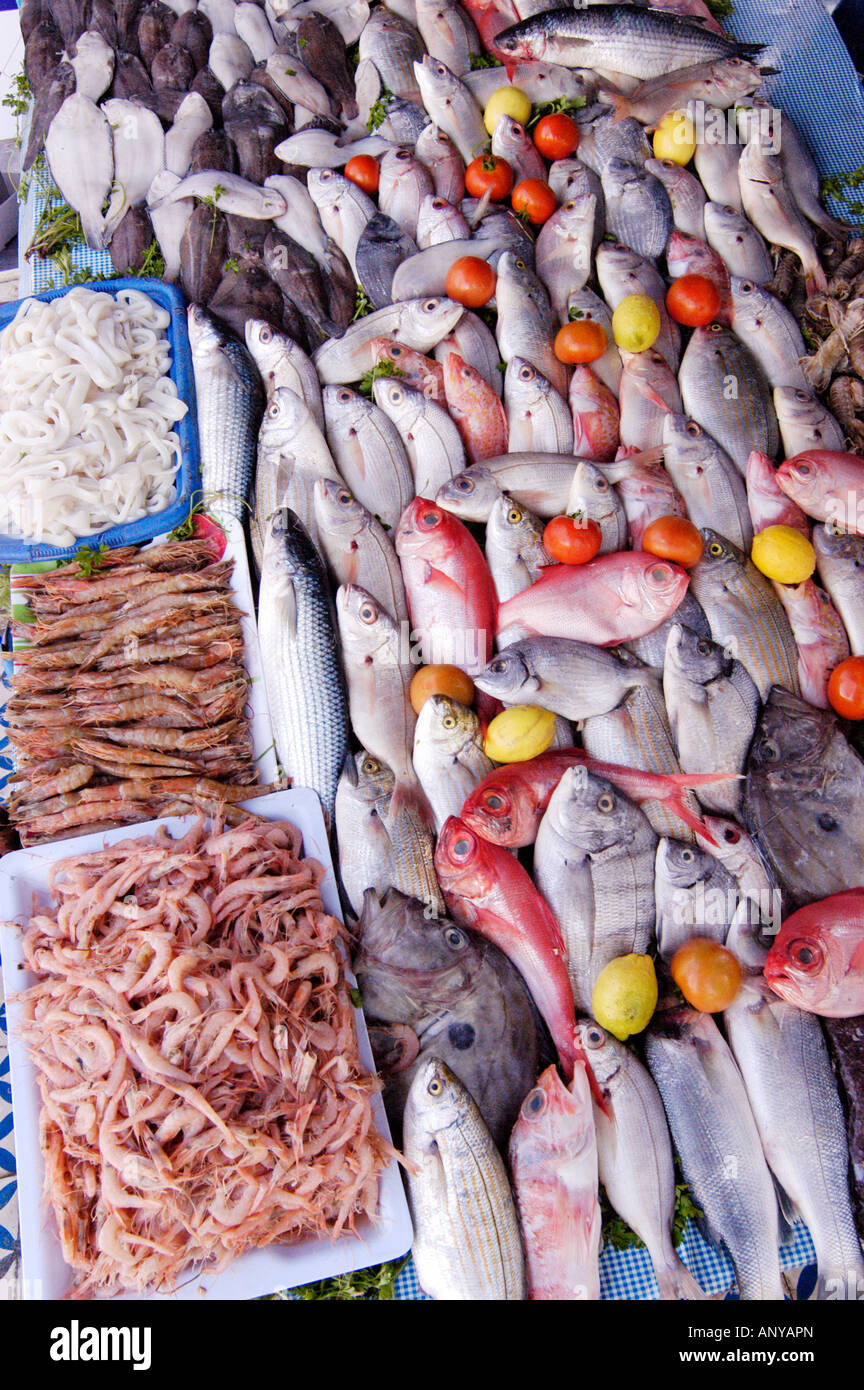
[0,788,413,1301]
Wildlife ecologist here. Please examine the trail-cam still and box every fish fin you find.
[595,90,631,122]
[629,446,665,468]
[390,776,436,833]
[804,261,829,296]
[772,1175,799,1245]
[654,1256,708,1302]
[850,938,864,974]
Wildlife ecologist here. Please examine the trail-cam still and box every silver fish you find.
[534,196,596,324]
[496,250,569,398]
[595,240,680,370]
[704,202,773,285]
[390,237,498,302]
[156,168,286,219]
[245,318,324,427]
[436,453,584,521]
[577,109,651,178]
[566,288,622,395]
[379,146,436,242]
[619,350,682,450]
[547,158,606,243]
[188,305,265,521]
[45,93,114,250]
[313,296,464,384]
[373,374,466,498]
[413,54,486,164]
[644,156,706,239]
[475,637,657,721]
[321,384,414,532]
[504,357,574,454]
[693,135,742,210]
[413,695,495,833]
[654,836,738,960]
[773,386,846,457]
[360,3,426,102]
[275,128,390,168]
[662,414,753,550]
[101,97,166,240]
[163,90,212,179]
[738,133,827,293]
[463,59,593,108]
[678,322,779,473]
[728,277,808,392]
[253,386,340,566]
[415,123,466,203]
[306,167,376,276]
[313,478,408,625]
[484,492,554,602]
[416,194,470,248]
[147,170,194,283]
[813,523,864,656]
[565,459,629,552]
[355,210,419,308]
[433,309,503,397]
[265,173,333,266]
[491,113,546,184]
[625,590,710,670]
[210,32,255,88]
[415,0,479,75]
[601,157,672,260]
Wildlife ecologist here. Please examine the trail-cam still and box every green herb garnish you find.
[2,68,30,118]
[366,87,394,133]
[73,542,109,578]
[469,51,502,70]
[223,256,241,274]
[527,95,587,128]
[290,1257,410,1300]
[352,285,374,321]
[704,0,735,15]
[357,359,404,396]
[672,1180,703,1248]
[348,986,362,1008]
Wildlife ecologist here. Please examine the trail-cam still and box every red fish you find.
[666,230,732,324]
[496,551,689,646]
[745,449,810,536]
[462,0,520,55]
[568,365,620,462]
[460,747,734,847]
[442,350,509,462]
[776,451,864,536]
[395,496,498,676]
[370,338,446,403]
[764,889,864,1017]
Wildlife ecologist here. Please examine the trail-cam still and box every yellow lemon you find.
[483,85,532,136]
[652,108,697,164]
[611,293,661,353]
[591,954,658,1042]
[751,525,817,584]
[484,705,556,763]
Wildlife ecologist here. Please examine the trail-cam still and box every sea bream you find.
[413,694,495,833]
[474,637,658,722]
[484,494,555,602]
[321,385,415,530]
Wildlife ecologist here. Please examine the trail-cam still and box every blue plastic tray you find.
[0,277,201,563]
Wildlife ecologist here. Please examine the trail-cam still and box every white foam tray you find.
[0,788,412,1301]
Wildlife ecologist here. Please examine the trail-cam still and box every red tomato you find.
[465,153,514,201]
[533,112,580,161]
[641,515,703,568]
[543,514,602,565]
[553,320,607,364]
[666,274,721,327]
[444,256,497,308]
[344,154,380,195]
[671,938,742,1012]
[827,656,864,720]
[511,178,557,225]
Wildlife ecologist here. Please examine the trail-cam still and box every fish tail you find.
[654,1256,708,1302]
[595,89,631,122]
[804,259,829,296]
[656,774,742,844]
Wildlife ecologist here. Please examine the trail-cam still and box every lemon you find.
[751,525,817,584]
[611,294,661,353]
[483,85,532,136]
[652,108,696,164]
[591,953,658,1042]
[484,704,556,763]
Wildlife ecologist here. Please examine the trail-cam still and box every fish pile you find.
[16,814,393,1297]
[13,0,864,1304]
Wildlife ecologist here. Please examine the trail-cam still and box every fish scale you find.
[187,306,265,522]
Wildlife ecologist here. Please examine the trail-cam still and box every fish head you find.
[662,413,715,473]
[510,1064,595,1172]
[603,156,641,197]
[441,350,487,413]
[694,527,745,584]
[664,620,729,686]
[773,386,823,435]
[261,505,318,589]
[487,494,543,557]
[775,450,832,515]
[353,748,397,806]
[504,356,546,407]
[259,385,311,442]
[245,317,292,379]
[567,457,619,526]
[380,146,422,189]
[313,477,366,544]
[323,383,368,436]
[395,494,461,561]
[397,294,465,354]
[496,250,548,317]
[632,551,690,620]
[416,693,482,761]
[658,836,713,892]
[474,646,537,704]
[414,54,458,104]
[763,890,864,1015]
[305,166,344,212]
[372,374,421,425]
[435,465,501,522]
[547,768,643,855]
[492,20,542,62]
[433,815,496,898]
[355,886,481,1018]
[460,769,531,845]
[335,583,396,657]
[416,124,458,162]
[812,521,864,572]
[748,685,831,777]
[574,1018,624,1092]
[404,1054,473,1138]
[665,229,709,276]
[491,113,529,164]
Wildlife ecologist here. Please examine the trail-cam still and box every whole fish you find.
[566,288,622,395]
[504,358,574,455]
[354,886,544,1150]
[265,173,332,266]
[178,201,228,307]
[436,454,583,521]
[688,529,799,699]
[434,816,582,1080]
[147,169,193,282]
[644,1003,785,1301]
[163,90,212,178]
[492,113,546,184]
[379,147,436,242]
[547,159,605,242]
[442,351,509,462]
[416,194,470,248]
[415,125,467,204]
[187,305,264,521]
[568,368,620,465]
[725,910,864,1298]
[153,168,287,219]
[360,3,425,102]
[321,384,415,531]
[771,577,850,709]
[484,494,553,602]
[372,338,446,401]
[413,695,495,833]
[496,251,570,399]
[773,387,847,458]
[745,449,809,537]
[306,167,376,276]
[595,241,679,370]
[813,523,864,655]
[313,478,408,626]
[738,135,827,294]
[509,1064,601,1301]
[416,0,480,76]
[253,385,340,566]
[565,459,628,553]
[598,54,765,127]
[743,686,864,907]
[666,229,732,324]
[597,448,685,547]
[496,551,689,647]
[602,157,672,260]
[475,637,656,720]
[45,93,114,250]
[534,767,657,1011]
[279,130,389,169]
[245,318,324,427]
[693,136,742,211]
[772,106,852,241]
[823,1017,864,1243]
[704,204,773,285]
[625,589,710,670]
[395,497,497,675]
[618,350,682,451]
[465,57,592,107]
[312,297,464,384]
[101,97,165,238]
[728,277,808,392]
[663,621,759,816]
[534,196,596,323]
[662,415,752,550]
[257,509,348,824]
[764,890,864,1019]
[575,1019,706,1301]
[404,1056,526,1301]
[413,54,487,164]
[354,211,418,309]
[696,815,778,926]
[645,156,706,239]
[776,450,864,535]
[678,323,779,474]
[654,836,738,960]
[373,375,467,499]
[433,309,503,396]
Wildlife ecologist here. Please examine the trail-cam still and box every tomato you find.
[409,664,475,715]
[827,655,864,720]
[344,154,379,195]
[666,274,721,328]
[533,112,580,160]
[465,153,514,201]
[444,256,497,308]
[641,515,703,569]
[671,937,742,1012]
[553,319,607,364]
[543,514,602,565]
[511,177,557,225]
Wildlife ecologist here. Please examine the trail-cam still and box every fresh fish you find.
[373,375,466,500]
[379,147,436,243]
[162,89,212,177]
[704,203,773,285]
[351,211,416,310]
[565,457,628,550]
[598,54,765,127]
[413,695,495,833]
[696,814,777,917]
[576,110,651,179]
[666,229,732,324]
[360,3,426,102]
[146,169,192,282]
[743,688,864,908]
[654,836,738,959]
[764,889,864,1019]
[415,0,479,75]
[484,494,553,603]
[179,202,228,307]
[509,1064,601,1302]
[644,157,706,239]
[378,95,433,144]
[436,453,581,521]
[245,318,324,427]
[415,124,466,204]
[187,305,264,521]
[154,168,286,220]
[313,296,464,384]
[413,55,487,164]
[772,106,852,241]
[321,384,414,532]
[773,388,847,458]
[725,910,864,1298]
[662,621,758,816]
[625,589,710,670]
[434,816,582,1080]
[738,134,827,294]
[771,577,850,709]
[306,167,375,276]
[566,288,622,395]
[776,449,864,534]
[404,1056,526,1301]
[534,197,596,324]
[264,173,327,265]
[745,449,810,537]
[313,478,408,626]
[433,309,503,397]
[728,277,808,392]
[390,237,498,302]
[462,202,536,269]
[813,523,864,655]
[595,241,679,370]
[100,97,165,240]
[547,159,605,245]
[442,351,509,463]
[644,1003,785,1301]
[475,638,656,721]
[209,32,256,89]
[371,338,446,402]
[678,323,780,474]
[693,136,742,211]
[602,157,672,260]
[618,350,682,451]
[492,113,546,184]
[495,250,569,399]
[662,414,753,550]
[597,448,685,546]
[505,358,574,455]
[576,1019,706,1301]
[188,126,238,176]
[354,886,543,1150]
[276,128,390,168]
[464,58,592,108]
[416,194,470,248]
[535,765,657,1015]
[69,28,114,100]
[233,1,277,61]
[257,509,349,824]
[295,8,357,119]
[22,58,75,174]
[45,93,114,250]
[823,1017,864,1243]
[253,386,340,566]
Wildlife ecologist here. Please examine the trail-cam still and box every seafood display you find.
[3,0,864,1309]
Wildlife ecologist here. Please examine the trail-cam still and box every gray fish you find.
[566,288,622,395]
[813,523,864,656]
[312,296,464,385]
[415,0,479,77]
[354,886,544,1152]
[644,157,706,240]
[24,18,64,96]
[171,7,213,68]
[179,202,228,307]
[728,277,808,393]
[742,686,864,908]
[704,203,773,285]
[295,9,358,119]
[625,590,710,670]
[416,123,466,204]
[412,695,495,834]
[496,250,568,399]
[137,4,174,69]
[461,202,535,269]
[360,4,425,102]
[547,158,606,246]
[188,126,238,176]
[378,96,433,145]
[576,110,651,177]
[23,58,75,172]
[244,318,324,428]
[738,134,827,294]
[226,114,284,185]
[257,508,349,825]
[313,478,408,626]
[504,358,574,455]
[644,1003,785,1301]
[413,55,487,165]
[678,322,779,474]
[209,260,286,342]
[662,414,753,550]
[822,1017,864,1243]
[187,305,264,522]
[663,621,759,817]
[322,385,415,530]
[534,196,596,324]
[355,211,419,308]
[416,194,471,249]
[484,492,554,602]
[595,240,679,371]
[263,228,334,348]
[601,157,672,260]
[475,638,657,721]
[373,375,466,499]
[151,40,196,90]
[654,836,738,960]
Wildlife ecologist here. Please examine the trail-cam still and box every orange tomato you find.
[671,937,743,1012]
[827,655,864,720]
[511,177,557,225]
[533,112,580,160]
[409,664,475,715]
[542,514,602,565]
[666,274,721,327]
[444,256,497,308]
[641,515,703,568]
[553,319,608,364]
[465,153,514,201]
[344,154,380,195]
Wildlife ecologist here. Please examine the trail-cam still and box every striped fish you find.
[678,322,780,474]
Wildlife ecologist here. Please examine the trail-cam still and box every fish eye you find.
[522,1087,546,1118]
[507,508,523,524]
[722,825,740,844]
[452,835,473,857]
[390,345,404,358]
[794,391,810,403]
[433,61,447,76]
[597,792,615,813]
[708,322,723,334]
[396,149,411,162]
[455,477,474,493]
[420,509,440,528]
[793,461,812,475]
[696,638,712,656]
[427,1074,444,1096]
[362,757,379,774]
[789,939,822,971]
[760,739,779,761]
[514,259,527,271]
[489,657,509,673]
[444,926,467,950]
[442,714,457,729]
[432,197,447,209]
[267,400,280,418]
[709,541,724,556]
[660,159,676,169]
[485,792,505,811]
[358,600,378,624]
[564,199,576,210]
[518,364,534,381]
[320,169,333,182]
[648,563,673,585]
[259,325,273,342]
[422,299,440,312]
[679,847,695,862]
[338,388,353,402]
[337,488,353,506]
[685,421,702,437]
[593,476,609,492]
[584,1025,605,1049]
